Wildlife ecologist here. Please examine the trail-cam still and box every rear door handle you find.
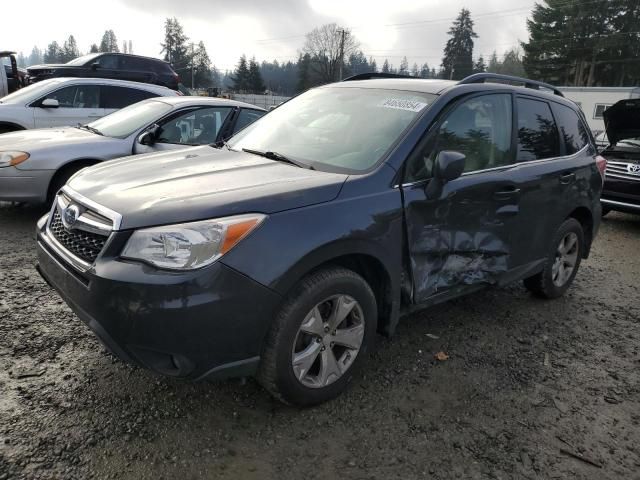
[560,173,576,184]
[493,187,521,200]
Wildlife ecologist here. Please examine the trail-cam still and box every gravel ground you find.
[0,204,638,480]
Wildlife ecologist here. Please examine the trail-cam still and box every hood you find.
[603,99,640,145]
[27,64,67,71]
[0,127,101,152]
[67,147,348,230]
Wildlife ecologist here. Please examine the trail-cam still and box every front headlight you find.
[121,214,265,270]
[0,151,30,168]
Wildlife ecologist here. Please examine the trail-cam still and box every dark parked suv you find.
[599,99,640,215]
[35,73,604,405]
[27,53,181,91]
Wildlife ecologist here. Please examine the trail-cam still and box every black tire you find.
[257,267,377,406]
[524,218,584,299]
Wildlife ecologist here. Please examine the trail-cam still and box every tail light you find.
[596,155,607,183]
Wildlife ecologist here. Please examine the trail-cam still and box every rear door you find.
[101,85,159,115]
[33,85,104,127]
[402,92,520,303]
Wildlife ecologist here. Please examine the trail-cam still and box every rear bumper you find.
[0,168,53,203]
[36,224,282,381]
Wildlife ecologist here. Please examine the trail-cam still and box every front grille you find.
[49,209,109,263]
[605,161,640,182]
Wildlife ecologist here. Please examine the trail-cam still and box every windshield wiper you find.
[242,148,312,169]
[77,124,103,136]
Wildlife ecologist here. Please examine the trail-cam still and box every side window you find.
[94,55,119,69]
[43,85,100,108]
[233,109,266,135]
[120,56,147,71]
[157,107,233,145]
[101,86,157,109]
[405,93,513,182]
[552,103,590,155]
[516,98,560,161]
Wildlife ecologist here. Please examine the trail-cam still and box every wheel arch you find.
[567,206,594,258]
[272,240,402,337]
[0,121,27,132]
[47,158,102,202]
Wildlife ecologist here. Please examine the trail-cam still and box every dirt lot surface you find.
[0,204,638,480]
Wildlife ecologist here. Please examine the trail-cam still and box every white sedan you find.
[0,96,265,203]
[0,77,178,133]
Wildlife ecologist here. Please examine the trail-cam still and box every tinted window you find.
[405,94,513,182]
[233,109,265,135]
[516,98,560,161]
[94,55,119,69]
[101,86,157,109]
[157,107,233,145]
[43,85,100,108]
[120,56,148,71]
[552,104,590,155]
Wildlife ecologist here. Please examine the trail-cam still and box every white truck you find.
[0,51,23,98]
[558,86,640,134]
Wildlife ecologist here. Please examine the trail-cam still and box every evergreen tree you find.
[381,59,391,73]
[89,44,99,53]
[487,51,500,73]
[160,18,190,78]
[193,41,212,88]
[44,42,62,63]
[297,53,312,93]
[248,57,265,93]
[473,55,487,73]
[99,30,119,53]
[420,62,431,78]
[411,62,419,77]
[441,8,478,80]
[369,57,377,72]
[231,55,250,92]
[28,46,43,66]
[61,35,80,63]
[399,56,409,75]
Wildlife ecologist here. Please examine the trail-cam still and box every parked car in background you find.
[600,99,640,215]
[36,73,603,406]
[0,77,178,134]
[0,51,23,97]
[0,97,264,204]
[28,53,181,91]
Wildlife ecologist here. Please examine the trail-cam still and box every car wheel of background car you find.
[523,218,584,299]
[46,162,96,206]
[258,267,377,406]
[601,205,611,217]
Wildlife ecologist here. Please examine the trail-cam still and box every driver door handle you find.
[493,187,521,200]
[560,172,576,184]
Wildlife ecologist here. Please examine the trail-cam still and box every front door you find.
[402,92,520,303]
[33,85,103,128]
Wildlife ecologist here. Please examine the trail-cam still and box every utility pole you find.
[337,28,346,81]
[190,42,195,89]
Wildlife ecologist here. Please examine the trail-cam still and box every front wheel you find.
[258,267,377,406]
[524,218,584,299]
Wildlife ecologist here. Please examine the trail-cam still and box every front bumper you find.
[0,168,54,203]
[602,177,640,214]
[36,221,282,380]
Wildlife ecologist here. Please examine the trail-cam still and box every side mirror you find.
[434,150,466,182]
[41,98,59,108]
[137,131,155,146]
[91,62,100,70]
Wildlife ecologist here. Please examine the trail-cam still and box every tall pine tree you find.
[441,8,478,80]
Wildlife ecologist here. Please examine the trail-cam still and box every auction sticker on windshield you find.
[378,98,428,112]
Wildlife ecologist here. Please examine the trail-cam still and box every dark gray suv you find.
[36,73,605,406]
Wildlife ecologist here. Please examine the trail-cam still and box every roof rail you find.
[343,72,417,81]
[458,73,564,97]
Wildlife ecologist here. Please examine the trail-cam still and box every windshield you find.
[87,100,173,138]
[228,87,436,173]
[66,53,101,66]
[0,79,64,105]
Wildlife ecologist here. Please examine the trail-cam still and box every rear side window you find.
[233,109,266,135]
[101,86,158,109]
[120,56,148,71]
[552,103,590,155]
[516,97,560,161]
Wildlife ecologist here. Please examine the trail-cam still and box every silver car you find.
[0,96,265,203]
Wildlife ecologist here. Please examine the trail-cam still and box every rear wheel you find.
[258,267,377,406]
[601,205,611,217]
[524,218,584,299]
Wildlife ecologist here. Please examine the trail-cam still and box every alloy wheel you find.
[291,294,365,388]
[551,232,579,287]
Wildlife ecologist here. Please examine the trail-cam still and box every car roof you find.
[41,77,177,95]
[155,96,266,110]
[93,52,171,64]
[325,77,579,109]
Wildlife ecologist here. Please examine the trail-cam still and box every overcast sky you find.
[5,0,533,71]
